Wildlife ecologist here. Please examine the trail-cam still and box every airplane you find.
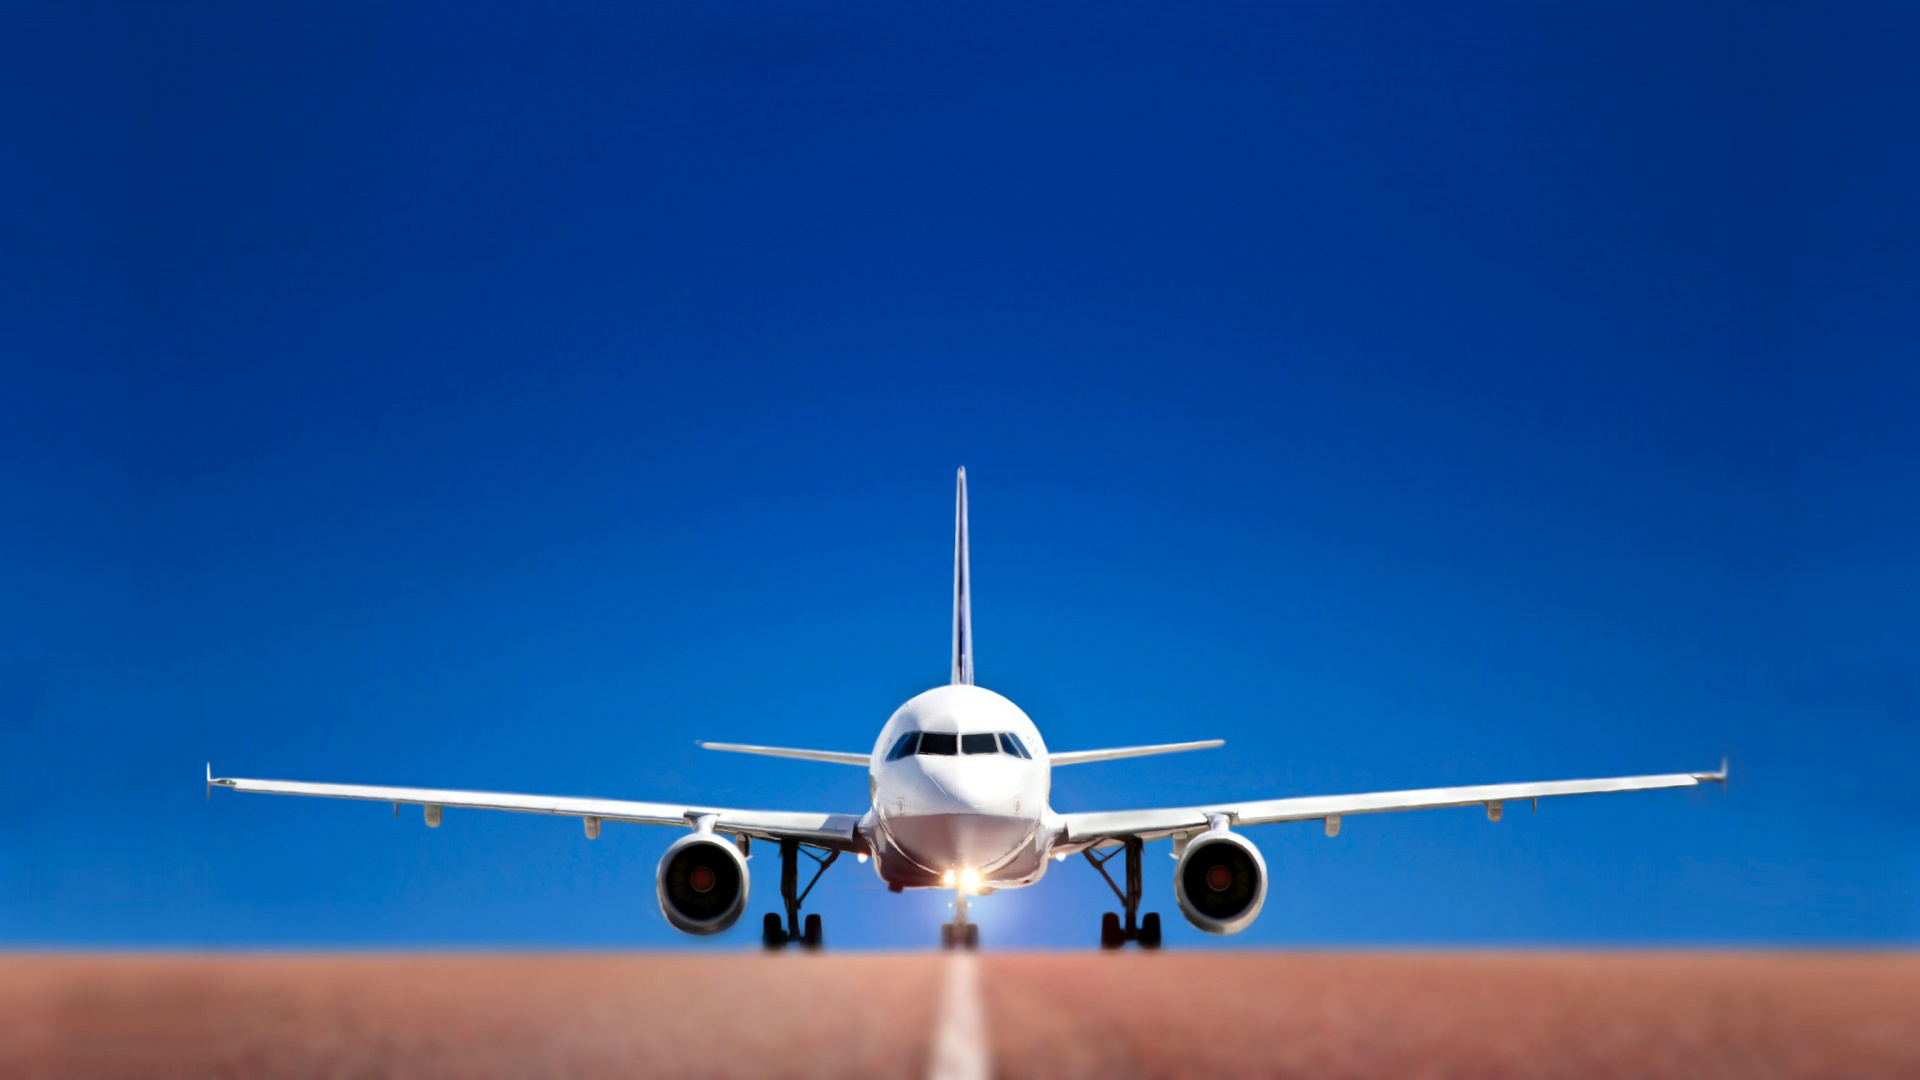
[208,467,1727,950]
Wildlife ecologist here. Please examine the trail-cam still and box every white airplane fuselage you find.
[863,684,1055,891]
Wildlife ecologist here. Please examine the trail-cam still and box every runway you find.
[3,952,1914,1079]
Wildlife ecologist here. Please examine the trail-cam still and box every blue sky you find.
[3,1,1915,948]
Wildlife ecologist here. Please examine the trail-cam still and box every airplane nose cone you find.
[879,755,1036,877]
[915,758,1013,815]
[884,811,1032,876]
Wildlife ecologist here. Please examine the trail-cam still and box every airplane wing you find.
[1049,740,1224,766]
[697,742,870,765]
[206,766,867,851]
[1054,761,1727,851]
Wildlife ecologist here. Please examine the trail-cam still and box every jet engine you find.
[1173,827,1268,934]
[656,832,749,935]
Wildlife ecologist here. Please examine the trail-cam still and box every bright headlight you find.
[960,868,981,892]
[941,869,956,886]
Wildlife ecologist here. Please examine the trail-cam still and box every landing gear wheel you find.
[1139,912,1162,950]
[963,923,980,950]
[771,839,838,954]
[941,923,956,950]
[1089,838,1156,949]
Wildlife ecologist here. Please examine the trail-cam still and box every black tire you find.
[940,923,956,950]
[762,912,787,950]
[803,913,823,950]
[963,923,980,950]
[1100,911,1124,949]
[1139,912,1163,950]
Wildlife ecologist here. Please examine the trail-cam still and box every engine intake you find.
[656,832,749,935]
[1173,827,1268,935]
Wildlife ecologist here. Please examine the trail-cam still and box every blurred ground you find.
[1,952,1914,1080]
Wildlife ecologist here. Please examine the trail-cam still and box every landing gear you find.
[763,839,838,950]
[940,885,980,950]
[1085,836,1161,950]
[941,920,980,950]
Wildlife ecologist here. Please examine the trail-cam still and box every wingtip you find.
[1698,756,1729,784]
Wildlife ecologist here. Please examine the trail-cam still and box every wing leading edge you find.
[1057,761,1728,849]
[207,768,866,850]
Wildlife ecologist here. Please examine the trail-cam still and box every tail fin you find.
[952,467,973,685]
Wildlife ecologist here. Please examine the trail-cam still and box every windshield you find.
[886,731,920,760]
[961,733,999,755]
[916,732,958,756]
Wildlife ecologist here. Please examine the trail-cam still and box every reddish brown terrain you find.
[1,952,1913,1080]
[984,953,1920,1080]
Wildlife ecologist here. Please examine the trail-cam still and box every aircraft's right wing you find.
[1055,761,1727,852]
[208,767,867,851]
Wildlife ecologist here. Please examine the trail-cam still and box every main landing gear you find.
[940,887,981,950]
[1084,837,1162,950]
[763,839,838,951]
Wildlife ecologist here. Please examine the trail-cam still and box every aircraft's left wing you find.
[1055,761,1727,852]
[207,767,866,851]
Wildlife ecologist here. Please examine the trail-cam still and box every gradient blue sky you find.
[4,2,1915,948]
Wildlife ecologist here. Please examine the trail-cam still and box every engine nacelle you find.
[1173,827,1268,935]
[656,832,749,935]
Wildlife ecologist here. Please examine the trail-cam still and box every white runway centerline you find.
[927,954,990,1080]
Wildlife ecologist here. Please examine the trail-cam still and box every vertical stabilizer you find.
[952,467,974,685]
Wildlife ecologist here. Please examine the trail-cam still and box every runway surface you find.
[3,952,1914,1079]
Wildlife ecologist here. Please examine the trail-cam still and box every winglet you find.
[952,467,973,686]
[1696,757,1729,784]
[205,762,212,803]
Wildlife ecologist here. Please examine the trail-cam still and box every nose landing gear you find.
[1085,836,1162,950]
[763,839,838,950]
[940,886,981,950]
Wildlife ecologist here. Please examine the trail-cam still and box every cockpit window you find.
[961,733,999,755]
[886,731,920,761]
[917,732,958,756]
[999,732,1032,759]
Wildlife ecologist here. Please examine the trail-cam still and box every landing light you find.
[960,868,981,893]
[942,869,955,886]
